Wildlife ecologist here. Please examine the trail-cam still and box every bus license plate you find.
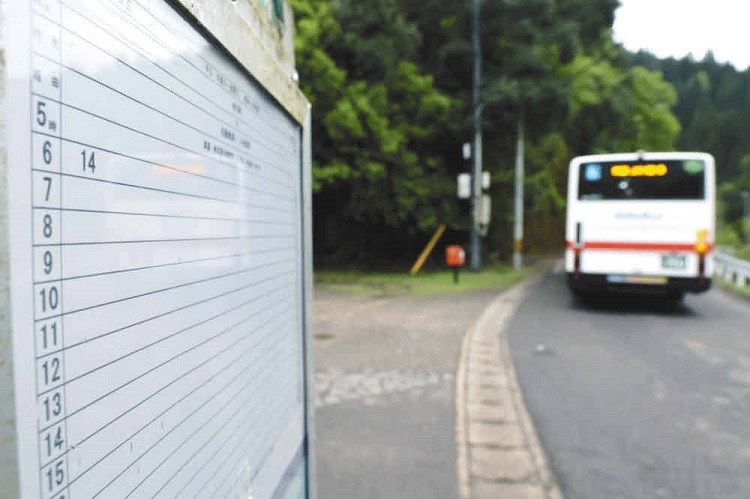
[661,254,686,270]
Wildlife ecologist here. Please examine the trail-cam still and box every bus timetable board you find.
[3,1,312,498]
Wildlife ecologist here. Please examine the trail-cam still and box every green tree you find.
[291,0,456,264]
[563,55,680,154]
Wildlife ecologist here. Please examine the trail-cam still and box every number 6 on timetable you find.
[32,133,60,170]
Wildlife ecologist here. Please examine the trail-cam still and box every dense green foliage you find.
[289,0,748,266]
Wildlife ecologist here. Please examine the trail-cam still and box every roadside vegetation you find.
[715,218,750,300]
[314,266,531,296]
[717,216,750,260]
[290,0,750,270]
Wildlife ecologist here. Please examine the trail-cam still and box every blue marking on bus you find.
[585,164,602,181]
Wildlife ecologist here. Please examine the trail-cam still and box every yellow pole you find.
[409,224,446,275]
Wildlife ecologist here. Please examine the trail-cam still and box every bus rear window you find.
[578,160,705,200]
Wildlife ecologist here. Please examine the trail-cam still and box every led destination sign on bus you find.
[610,163,668,178]
[579,159,705,200]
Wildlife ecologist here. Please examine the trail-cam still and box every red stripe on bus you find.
[565,241,713,252]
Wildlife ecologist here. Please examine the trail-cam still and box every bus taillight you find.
[695,229,709,255]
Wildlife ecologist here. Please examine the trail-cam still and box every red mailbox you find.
[446,245,466,267]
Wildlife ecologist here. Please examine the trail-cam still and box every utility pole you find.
[742,191,750,244]
[470,0,482,272]
[513,117,524,269]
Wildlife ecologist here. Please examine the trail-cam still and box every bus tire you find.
[665,290,684,308]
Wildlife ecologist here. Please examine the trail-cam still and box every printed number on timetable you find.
[32,97,59,134]
[33,134,59,170]
[40,390,64,425]
[42,459,66,495]
[37,320,61,353]
[81,149,96,173]
[35,210,60,244]
[35,282,61,318]
[38,355,63,389]
[40,424,66,461]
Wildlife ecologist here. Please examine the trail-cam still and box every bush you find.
[716,224,742,248]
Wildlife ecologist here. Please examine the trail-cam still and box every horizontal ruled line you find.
[40,290,295,439]
[31,165,296,212]
[43,297,293,477]
[30,205,297,235]
[29,90,293,196]
[36,260,296,349]
[186,373,294,499]
[35,269,295,368]
[33,236,241,248]
[158,368,293,498]
[31,165,235,205]
[32,234,294,249]
[54,310,290,489]
[30,206,295,224]
[32,261,293,328]
[31,94,292,190]
[123,331,293,498]
[58,0,292,156]
[32,250,250,287]
[32,4,295,173]
[45,59,249,166]
[32,245,297,288]
[36,260,295,357]
[68,324,279,484]
[67,0,293,152]
[56,280,293,389]
[80,313,293,497]
[203,372,297,499]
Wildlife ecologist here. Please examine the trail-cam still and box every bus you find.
[565,152,715,300]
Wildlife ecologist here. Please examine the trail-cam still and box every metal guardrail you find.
[715,252,750,288]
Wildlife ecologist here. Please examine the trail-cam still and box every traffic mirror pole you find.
[471,0,482,272]
[513,116,525,269]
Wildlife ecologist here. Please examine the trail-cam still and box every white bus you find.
[565,152,715,300]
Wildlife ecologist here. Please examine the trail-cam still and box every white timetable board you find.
[4,1,312,498]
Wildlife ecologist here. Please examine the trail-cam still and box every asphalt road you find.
[507,268,750,499]
[313,288,499,499]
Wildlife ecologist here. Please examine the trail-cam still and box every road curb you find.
[456,266,563,499]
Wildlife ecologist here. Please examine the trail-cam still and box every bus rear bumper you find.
[566,272,712,295]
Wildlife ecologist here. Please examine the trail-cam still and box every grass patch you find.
[314,265,532,296]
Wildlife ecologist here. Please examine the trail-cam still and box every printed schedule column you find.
[31,0,70,498]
